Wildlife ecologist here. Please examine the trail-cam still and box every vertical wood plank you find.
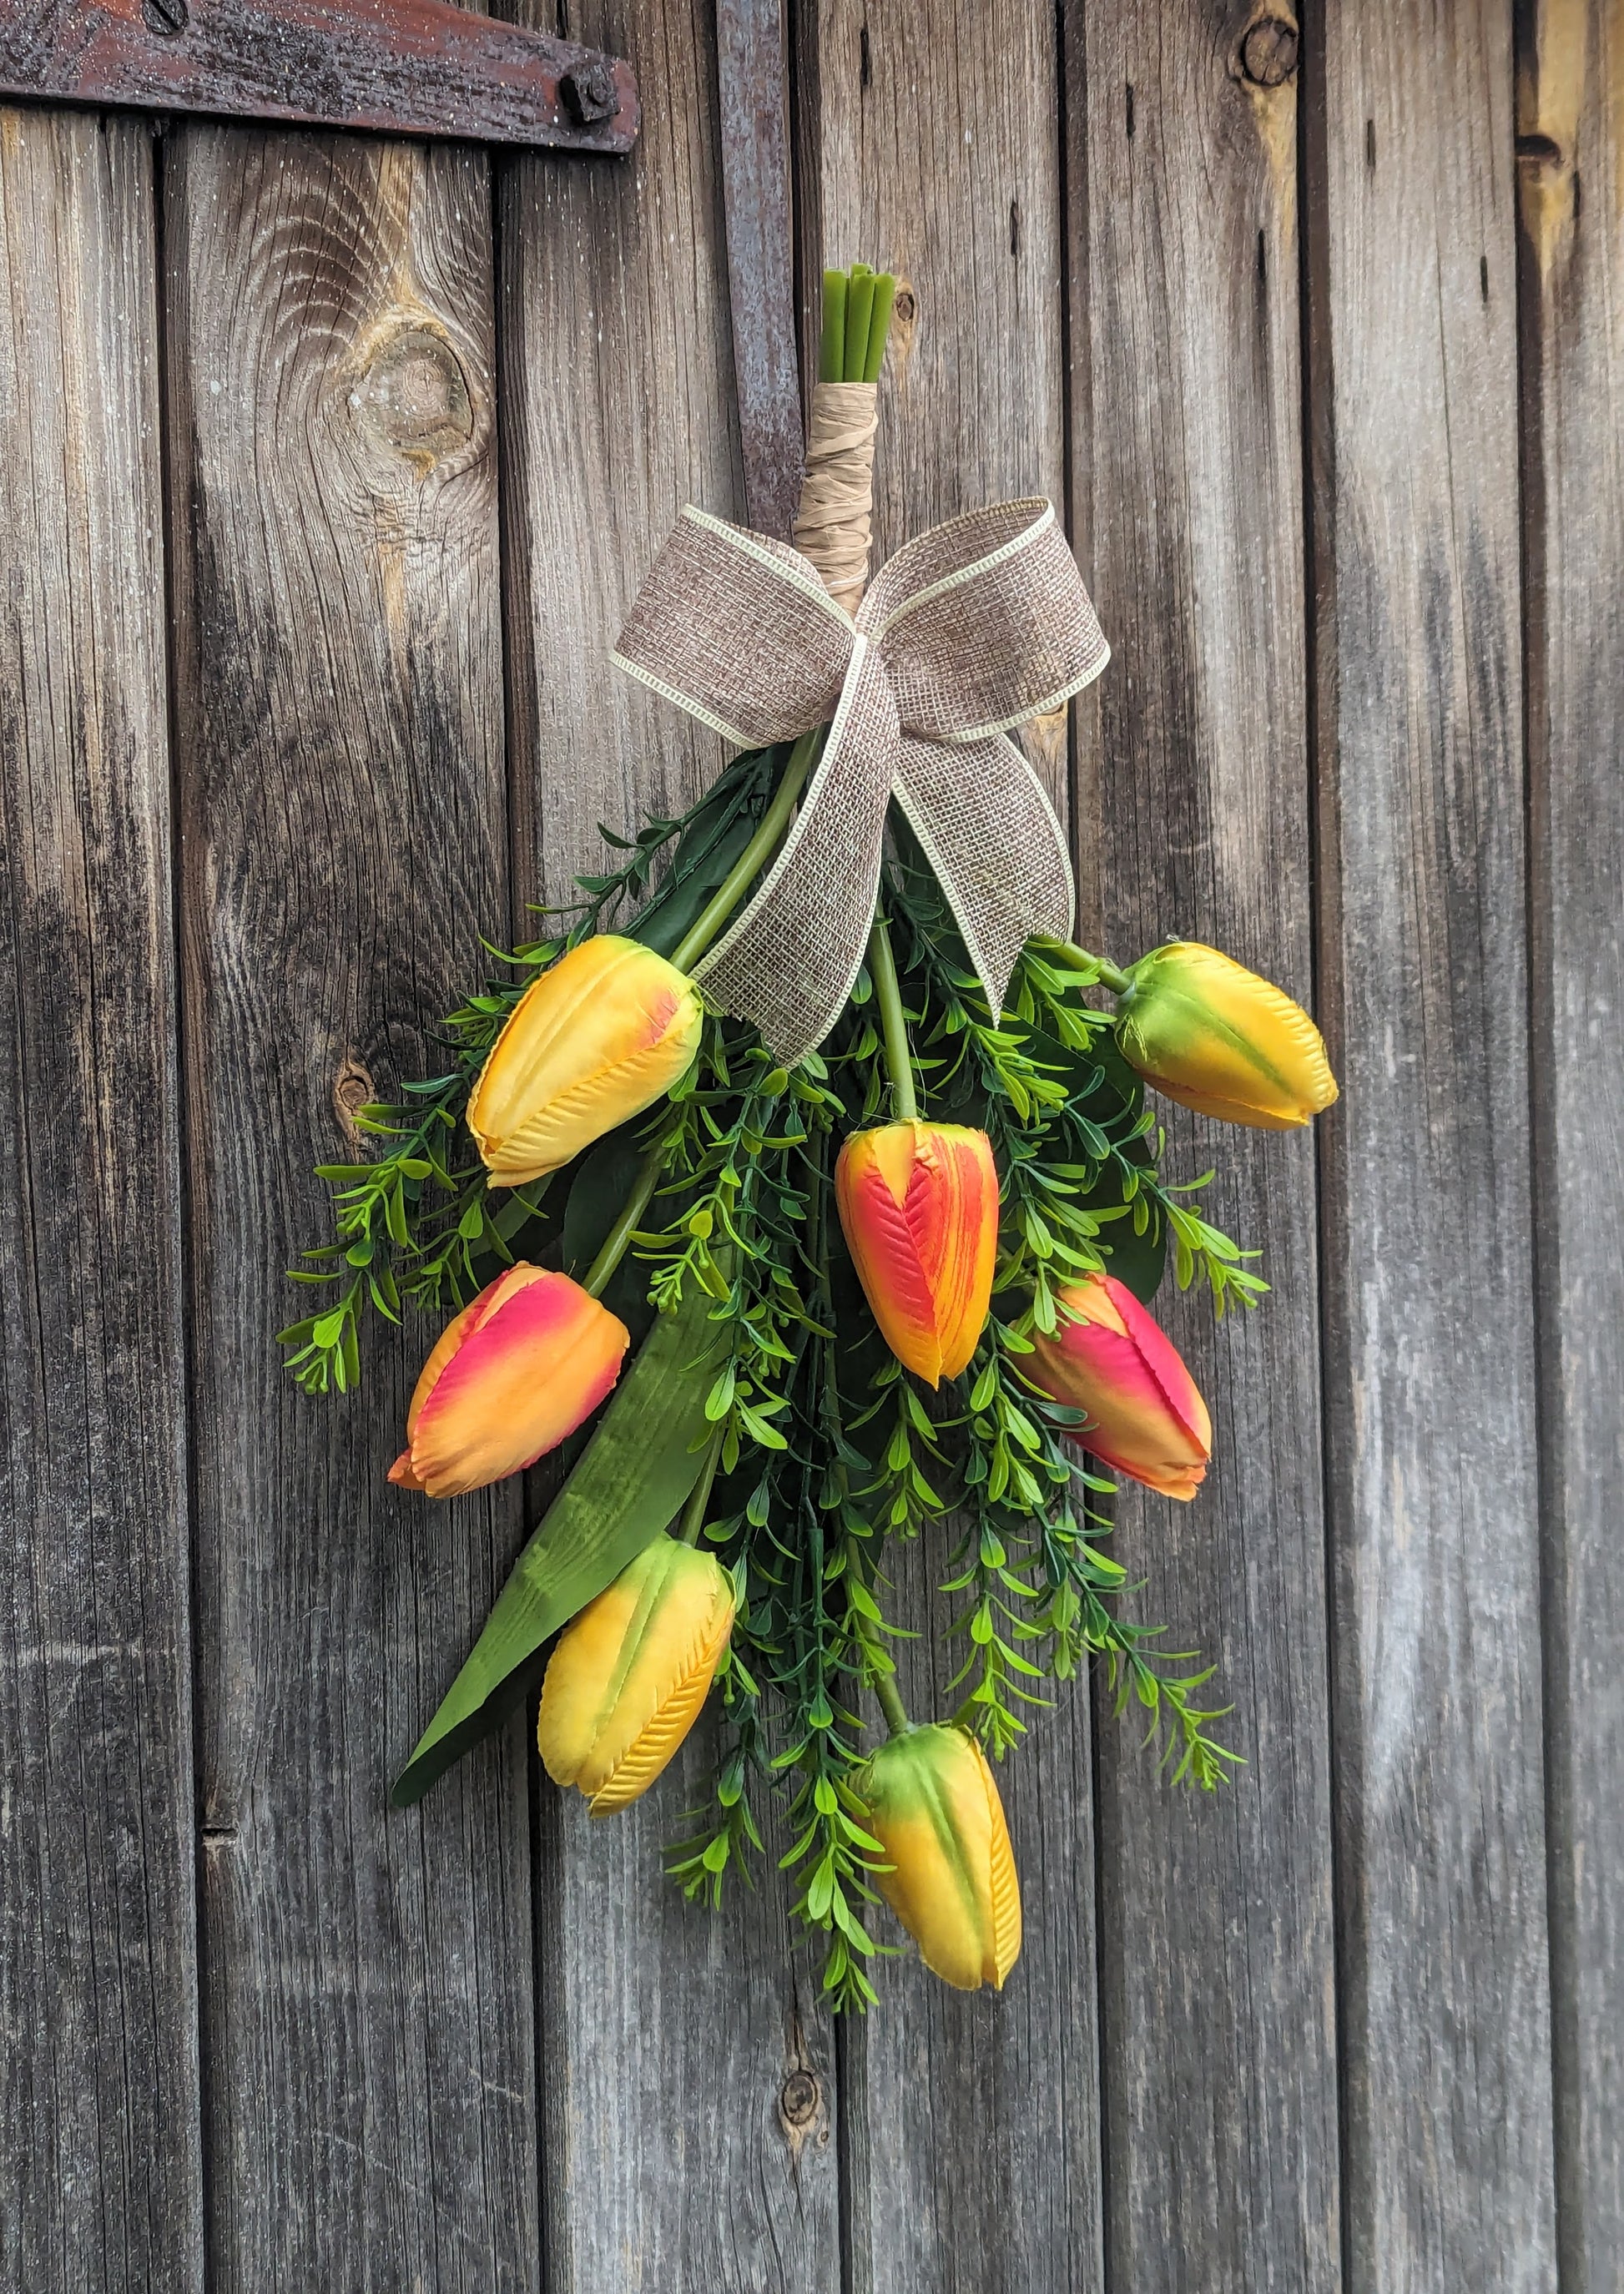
[1067,7,1343,2287]
[1516,3,1624,2283]
[1309,1,1556,2281]
[0,107,204,2294]
[498,5,842,2285]
[163,128,541,2289]
[716,0,804,536]
[799,10,1105,2290]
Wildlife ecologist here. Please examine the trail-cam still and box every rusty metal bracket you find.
[1,0,639,151]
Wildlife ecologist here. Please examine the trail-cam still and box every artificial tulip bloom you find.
[835,1121,998,1385]
[858,1724,1021,1992]
[1114,940,1338,1130]
[1029,1273,1211,1501]
[388,1264,628,1499]
[468,934,702,1185]
[538,1535,735,1814]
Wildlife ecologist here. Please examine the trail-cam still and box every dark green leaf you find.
[391,1275,731,1805]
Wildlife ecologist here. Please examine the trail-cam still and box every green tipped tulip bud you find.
[856,1723,1021,1992]
[1114,940,1338,1130]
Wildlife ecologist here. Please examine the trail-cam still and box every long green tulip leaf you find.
[391,1278,730,1805]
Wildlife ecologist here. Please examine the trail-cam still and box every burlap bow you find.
[612,498,1110,1065]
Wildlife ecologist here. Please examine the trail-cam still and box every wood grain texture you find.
[162,127,541,2291]
[498,5,840,2286]
[1066,8,1342,2288]
[715,0,804,536]
[798,9,1104,2288]
[1516,3,1624,2284]
[0,105,204,2294]
[1308,2,1556,2283]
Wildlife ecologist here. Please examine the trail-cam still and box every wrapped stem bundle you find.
[280,265,1335,2009]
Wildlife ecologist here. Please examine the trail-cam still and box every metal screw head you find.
[560,61,618,125]
[1240,15,1298,87]
[142,0,189,32]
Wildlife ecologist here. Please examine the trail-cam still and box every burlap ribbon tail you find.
[611,498,1110,1066]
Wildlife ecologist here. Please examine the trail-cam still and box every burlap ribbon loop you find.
[612,499,1110,1066]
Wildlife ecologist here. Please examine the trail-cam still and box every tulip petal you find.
[861,1723,1021,1992]
[1031,1274,1211,1502]
[1117,941,1337,1130]
[836,1122,998,1384]
[396,1266,628,1500]
[469,935,702,1184]
[538,1536,734,1813]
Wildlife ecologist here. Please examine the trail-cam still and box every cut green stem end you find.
[819,263,896,383]
[867,909,919,1122]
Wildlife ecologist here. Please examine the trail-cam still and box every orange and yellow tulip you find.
[1029,1272,1211,1501]
[468,934,702,1185]
[1114,940,1337,1130]
[857,1723,1021,1992]
[388,1263,628,1499]
[537,1535,735,1814]
[835,1121,998,1385]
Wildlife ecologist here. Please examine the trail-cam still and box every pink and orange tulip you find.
[468,934,702,1185]
[857,1723,1021,1992]
[1114,940,1337,1131]
[1029,1272,1211,1501]
[538,1535,735,1814]
[389,1263,628,1499]
[835,1121,998,1385]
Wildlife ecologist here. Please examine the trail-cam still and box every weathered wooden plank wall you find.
[1516,2,1624,2286]
[1308,4,1556,2283]
[1072,7,1341,2288]
[0,104,203,2294]
[2,0,1621,2286]
[163,124,538,2287]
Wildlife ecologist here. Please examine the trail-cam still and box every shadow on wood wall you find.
[0,0,1618,2287]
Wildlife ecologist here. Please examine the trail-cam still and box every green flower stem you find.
[870,1646,912,1738]
[669,728,824,977]
[819,268,848,383]
[679,1429,724,1545]
[583,1143,663,1298]
[1036,936,1134,996]
[585,732,825,1306]
[867,909,919,1121]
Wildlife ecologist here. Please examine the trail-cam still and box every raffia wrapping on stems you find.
[791,381,879,613]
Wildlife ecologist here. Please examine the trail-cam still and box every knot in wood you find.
[561,61,618,124]
[353,328,473,469]
[1240,16,1298,87]
[332,1055,376,1143]
[141,0,188,32]
[779,2068,820,2130]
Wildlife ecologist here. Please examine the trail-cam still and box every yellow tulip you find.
[468,935,702,1185]
[538,1535,734,1814]
[856,1723,1021,1991]
[1114,940,1337,1130]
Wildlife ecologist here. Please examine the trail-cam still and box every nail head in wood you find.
[561,59,618,125]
